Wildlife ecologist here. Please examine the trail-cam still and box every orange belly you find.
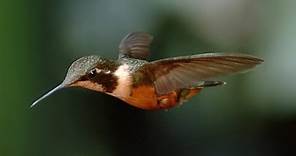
[119,85,203,110]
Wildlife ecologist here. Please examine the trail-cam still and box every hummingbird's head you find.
[63,55,102,86]
[64,55,119,91]
[31,55,119,107]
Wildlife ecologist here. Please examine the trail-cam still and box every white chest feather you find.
[112,64,132,97]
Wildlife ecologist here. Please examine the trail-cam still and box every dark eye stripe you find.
[89,72,118,93]
[75,68,118,93]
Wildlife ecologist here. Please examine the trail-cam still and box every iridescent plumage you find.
[32,32,263,110]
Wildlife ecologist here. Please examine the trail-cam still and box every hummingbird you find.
[32,32,263,110]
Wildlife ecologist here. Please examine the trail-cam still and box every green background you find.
[1,0,296,156]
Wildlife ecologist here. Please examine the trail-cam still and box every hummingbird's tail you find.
[197,80,226,88]
[176,81,225,105]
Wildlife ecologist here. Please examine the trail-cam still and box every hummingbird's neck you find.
[110,64,132,97]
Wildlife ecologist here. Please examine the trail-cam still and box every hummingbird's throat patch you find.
[73,80,104,92]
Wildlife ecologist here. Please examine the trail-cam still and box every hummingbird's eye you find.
[88,69,97,78]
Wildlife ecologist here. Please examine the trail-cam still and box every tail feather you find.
[198,81,226,87]
[176,80,225,105]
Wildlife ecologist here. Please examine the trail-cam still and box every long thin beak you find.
[31,84,65,108]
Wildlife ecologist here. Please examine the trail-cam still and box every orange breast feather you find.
[122,85,202,110]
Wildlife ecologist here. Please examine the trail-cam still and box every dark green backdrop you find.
[1,0,296,156]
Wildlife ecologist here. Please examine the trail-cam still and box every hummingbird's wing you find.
[145,53,263,95]
[118,32,153,60]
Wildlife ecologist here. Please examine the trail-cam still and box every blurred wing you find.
[118,32,153,60]
[145,53,263,95]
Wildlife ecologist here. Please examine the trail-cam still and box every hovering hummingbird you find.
[32,32,263,110]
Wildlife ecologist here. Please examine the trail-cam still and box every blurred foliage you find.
[1,0,296,156]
